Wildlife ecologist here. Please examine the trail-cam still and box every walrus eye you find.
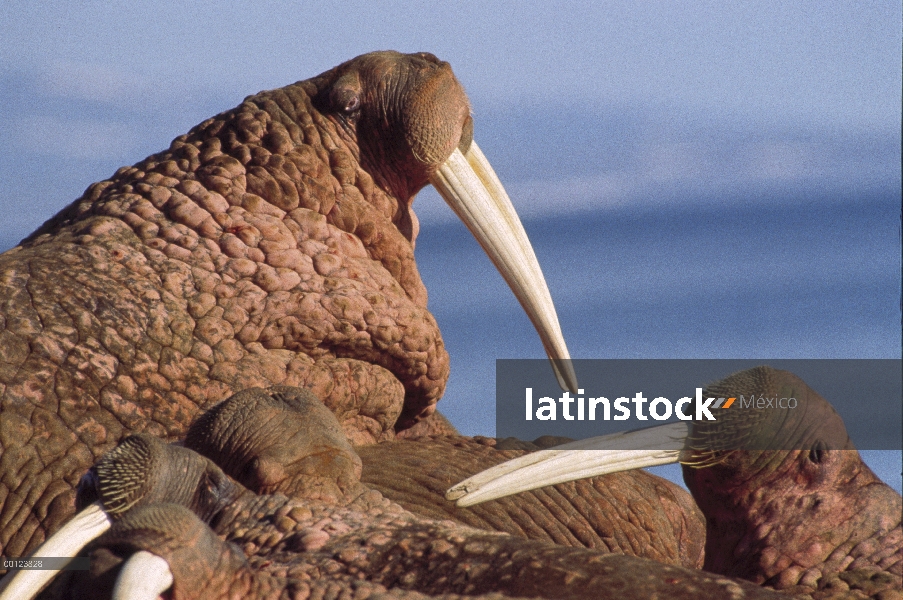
[809,440,828,464]
[331,86,360,114]
[242,456,261,481]
[342,94,360,113]
[321,83,360,116]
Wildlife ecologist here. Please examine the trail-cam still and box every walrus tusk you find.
[447,422,690,506]
[112,551,174,600]
[0,501,112,600]
[430,141,578,393]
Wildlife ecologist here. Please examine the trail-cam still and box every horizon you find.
[1,1,900,493]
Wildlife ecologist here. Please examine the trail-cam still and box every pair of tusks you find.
[0,141,576,600]
[0,501,170,600]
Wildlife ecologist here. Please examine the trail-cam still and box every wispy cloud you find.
[416,115,901,224]
[1,61,204,164]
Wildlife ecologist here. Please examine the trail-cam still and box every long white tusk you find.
[430,142,578,393]
[447,422,690,507]
[112,551,173,600]
[0,500,112,600]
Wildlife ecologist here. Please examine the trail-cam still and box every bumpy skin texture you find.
[60,501,784,600]
[39,409,782,600]
[0,51,464,559]
[184,387,705,569]
[57,505,528,600]
[684,367,903,599]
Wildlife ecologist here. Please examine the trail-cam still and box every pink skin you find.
[683,368,902,594]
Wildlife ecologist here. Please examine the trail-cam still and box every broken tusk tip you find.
[445,486,468,501]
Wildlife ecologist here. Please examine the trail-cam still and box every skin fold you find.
[31,389,780,600]
[357,436,706,569]
[56,504,534,600]
[0,50,468,559]
[2,51,895,599]
[0,49,706,598]
[449,367,903,599]
[683,368,902,598]
[183,386,706,568]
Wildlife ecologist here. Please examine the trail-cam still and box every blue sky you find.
[1,2,900,490]
[1,1,899,235]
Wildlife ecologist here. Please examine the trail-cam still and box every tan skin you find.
[0,51,466,559]
[182,387,706,569]
[6,52,894,599]
[43,392,777,600]
[25,374,895,599]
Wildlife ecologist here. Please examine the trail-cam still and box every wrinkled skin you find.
[684,367,902,598]
[0,50,469,559]
[452,366,903,599]
[358,437,706,569]
[0,49,715,597]
[32,393,779,600]
[185,386,365,503]
[58,503,780,600]
[6,48,892,599]
[182,386,705,568]
[56,504,523,600]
